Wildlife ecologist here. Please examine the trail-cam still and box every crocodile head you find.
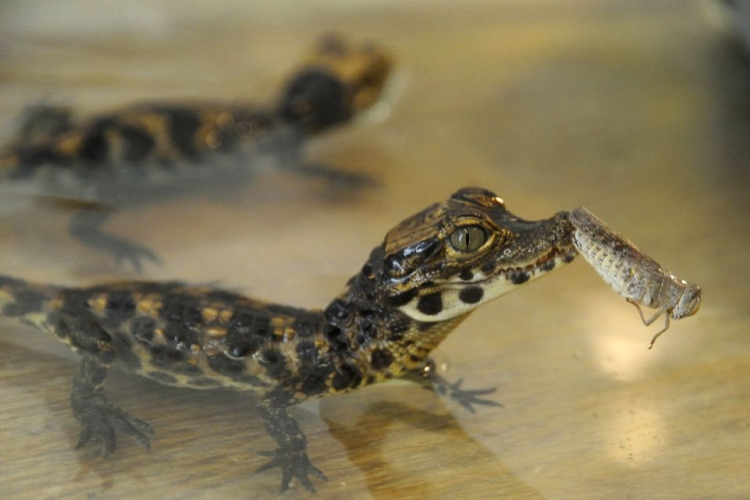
[279,34,392,132]
[372,187,576,322]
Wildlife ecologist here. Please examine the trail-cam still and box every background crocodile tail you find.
[0,152,23,180]
[0,276,62,330]
[0,144,68,180]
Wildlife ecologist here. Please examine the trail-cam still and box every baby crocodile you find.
[0,35,392,269]
[0,187,575,493]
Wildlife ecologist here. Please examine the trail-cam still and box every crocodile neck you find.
[312,247,466,393]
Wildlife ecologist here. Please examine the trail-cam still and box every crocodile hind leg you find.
[404,358,502,414]
[69,206,161,272]
[255,394,327,493]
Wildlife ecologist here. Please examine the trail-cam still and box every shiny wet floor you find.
[1,1,749,498]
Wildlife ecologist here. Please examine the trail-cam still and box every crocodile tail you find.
[0,276,62,330]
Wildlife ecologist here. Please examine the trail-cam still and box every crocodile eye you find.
[449,226,487,252]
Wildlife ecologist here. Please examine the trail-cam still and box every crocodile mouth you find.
[464,245,576,287]
[434,244,577,292]
[501,245,577,279]
[398,244,577,322]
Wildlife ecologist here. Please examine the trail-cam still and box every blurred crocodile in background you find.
[0,34,393,270]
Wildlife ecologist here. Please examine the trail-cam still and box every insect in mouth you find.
[570,206,701,348]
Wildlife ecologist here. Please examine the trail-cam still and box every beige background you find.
[0,1,748,498]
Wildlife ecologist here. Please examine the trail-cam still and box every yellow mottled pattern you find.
[0,1,748,499]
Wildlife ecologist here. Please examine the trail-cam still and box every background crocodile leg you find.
[69,206,161,271]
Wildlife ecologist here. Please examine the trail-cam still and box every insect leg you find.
[627,299,664,326]
[648,314,671,349]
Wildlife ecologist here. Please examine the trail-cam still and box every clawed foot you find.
[431,378,502,414]
[256,447,328,493]
[73,399,154,457]
[109,240,162,272]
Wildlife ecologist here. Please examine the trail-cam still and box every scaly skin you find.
[0,34,393,270]
[0,187,576,493]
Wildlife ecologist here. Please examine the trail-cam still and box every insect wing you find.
[570,206,665,282]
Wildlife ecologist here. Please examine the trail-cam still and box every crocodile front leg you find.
[71,355,154,456]
[255,393,327,493]
[404,358,502,414]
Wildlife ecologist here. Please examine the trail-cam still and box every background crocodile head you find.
[278,34,392,133]
[370,187,576,322]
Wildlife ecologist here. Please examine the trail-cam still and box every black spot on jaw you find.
[459,269,474,281]
[388,289,418,307]
[417,292,443,316]
[540,259,556,272]
[510,272,530,285]
[370,349,393,371]
[459,286,484,304]
[563,253,576,263]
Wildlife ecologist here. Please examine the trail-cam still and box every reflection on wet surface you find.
[2,1,750,499]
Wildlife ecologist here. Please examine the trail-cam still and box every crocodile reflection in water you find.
[0,187,576,493]
[0,34,393,270]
